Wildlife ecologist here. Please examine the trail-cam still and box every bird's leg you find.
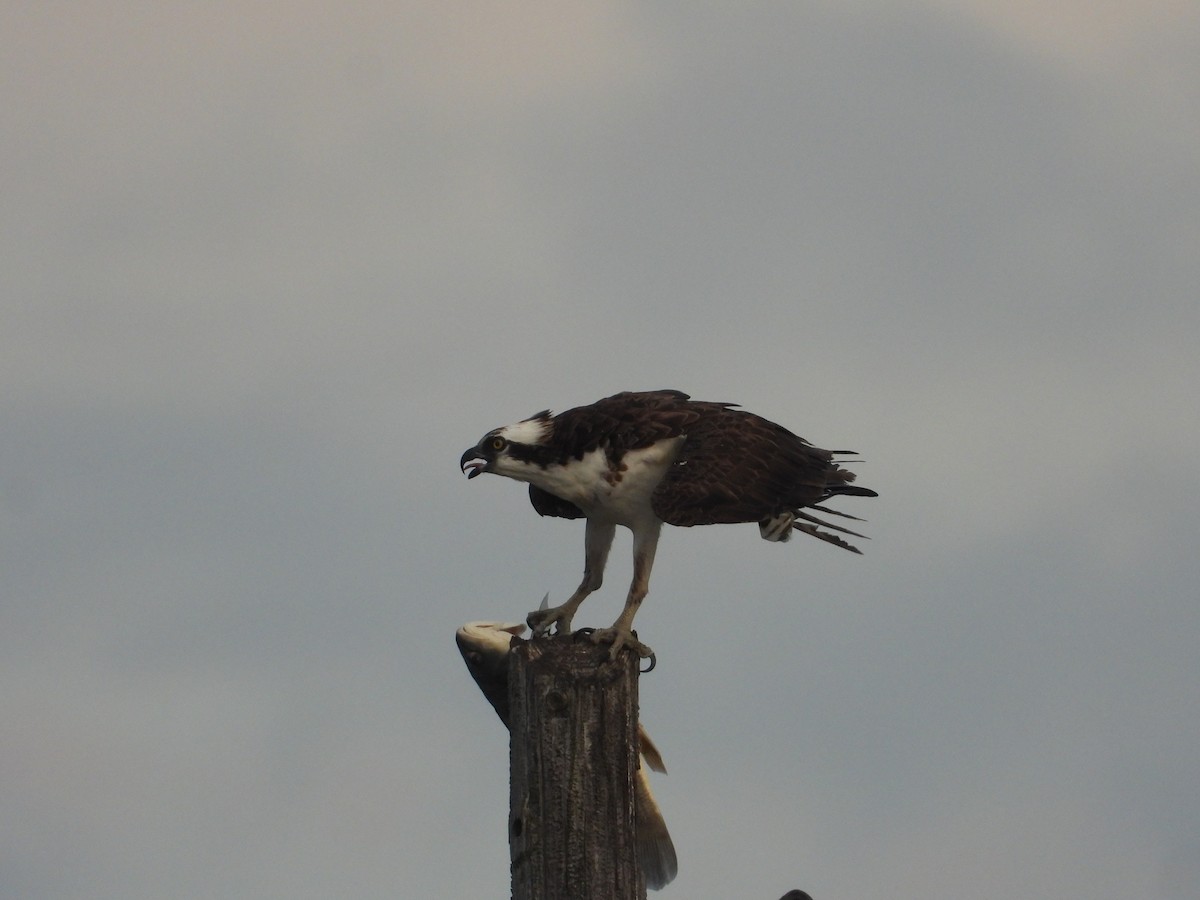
[527,519,615,637]
[591,521,661,660]
[526,584,590,638]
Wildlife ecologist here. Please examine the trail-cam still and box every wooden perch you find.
[508,636,644,900]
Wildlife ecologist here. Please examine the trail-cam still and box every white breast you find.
[511,437,685,527]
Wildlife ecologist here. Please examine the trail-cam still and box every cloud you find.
[3,3,1198,898]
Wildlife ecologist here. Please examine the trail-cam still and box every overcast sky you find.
[3,3,1199,898]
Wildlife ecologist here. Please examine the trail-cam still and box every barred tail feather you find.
[808,503,868,522]
[828,484,878,498]
[795,509,868,540]
[790,505,871,552]
[793,520,865,553]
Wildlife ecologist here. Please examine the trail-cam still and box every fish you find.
[455,620,678,890]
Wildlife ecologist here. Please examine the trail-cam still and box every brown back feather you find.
[651,404,862,526]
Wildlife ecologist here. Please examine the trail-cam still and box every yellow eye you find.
[490,436,506,451]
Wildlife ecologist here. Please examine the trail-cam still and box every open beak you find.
[460,447,488,479]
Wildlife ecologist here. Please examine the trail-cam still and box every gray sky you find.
[4,3,1198,898]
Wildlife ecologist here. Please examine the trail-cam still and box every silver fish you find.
[456,621,678,890]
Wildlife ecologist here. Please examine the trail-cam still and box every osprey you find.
[459,390,877,658]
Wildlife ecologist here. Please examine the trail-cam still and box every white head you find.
[494,414,552,447]
[459,410,553,481]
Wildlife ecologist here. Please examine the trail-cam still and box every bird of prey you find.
[455,621,678,890]
[460,390,876,658]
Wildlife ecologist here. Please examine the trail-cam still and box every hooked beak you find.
[460,447,488,479]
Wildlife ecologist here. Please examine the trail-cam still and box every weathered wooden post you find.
[508,636,644,900]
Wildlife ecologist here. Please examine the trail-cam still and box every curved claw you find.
[588,626,654,662]
[526,610,555,637]
[527,597,576,637]
[569,627,655,670]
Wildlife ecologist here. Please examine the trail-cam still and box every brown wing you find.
[528,485,584,519]
[650,407,855,526]
[539,390,733,465]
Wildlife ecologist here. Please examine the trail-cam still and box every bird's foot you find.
[589,625,654,664]
[526,601,574,637]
